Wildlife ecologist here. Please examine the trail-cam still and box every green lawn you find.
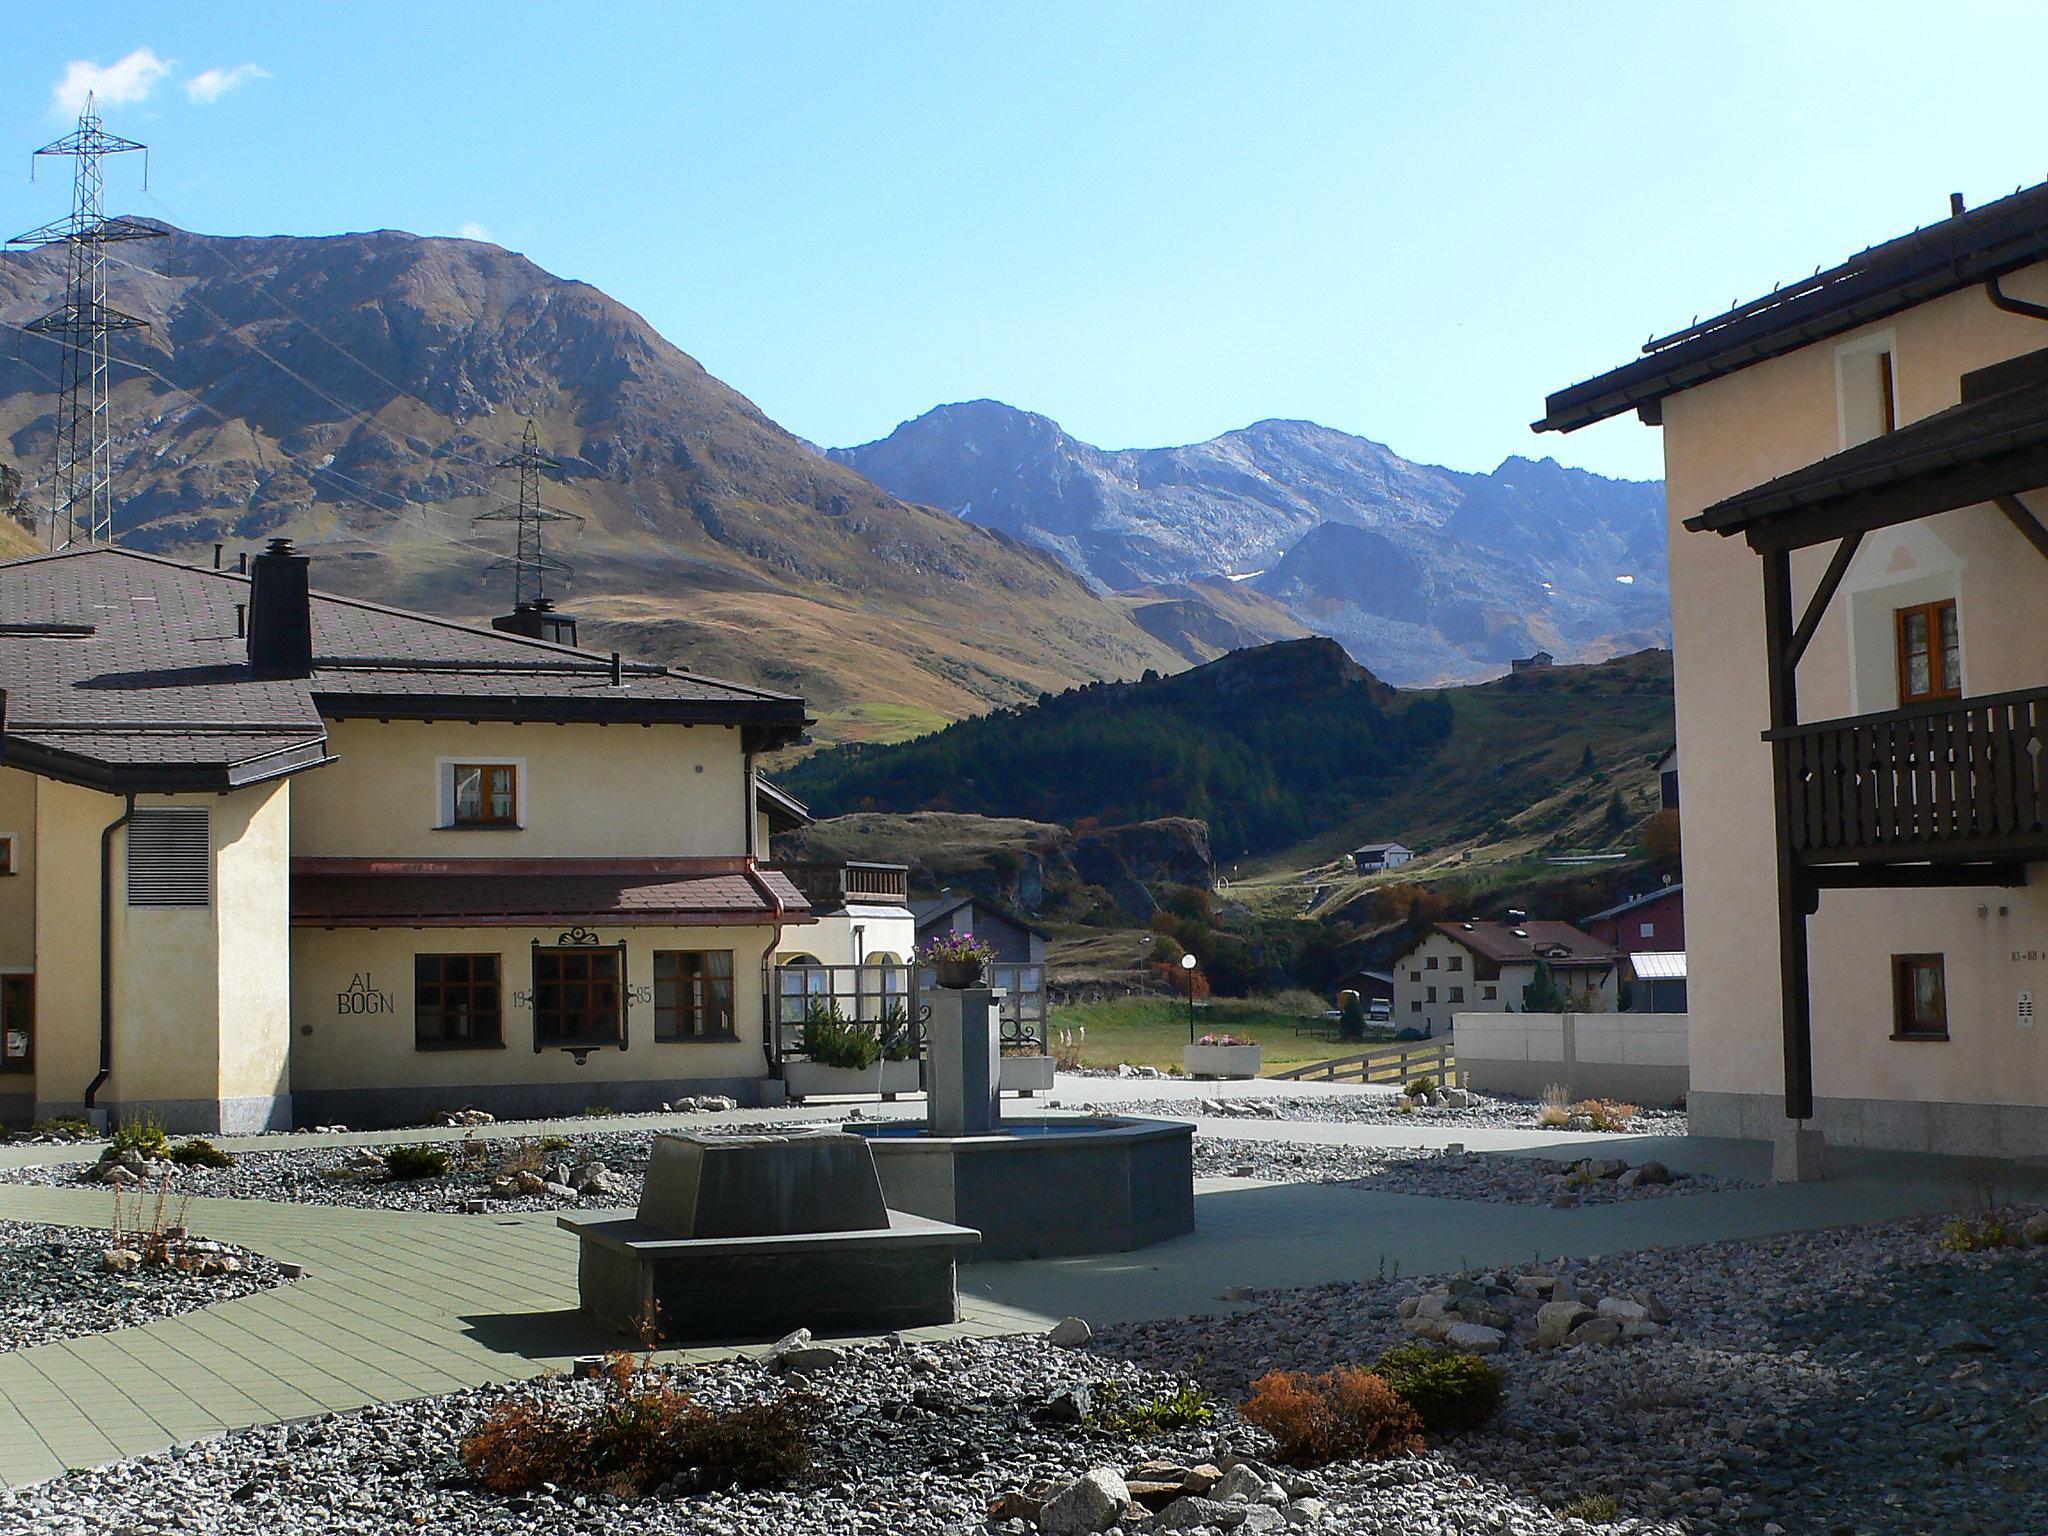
[1045,994,1394,1074]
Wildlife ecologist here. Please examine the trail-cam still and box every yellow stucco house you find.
[1539,183,2048,1169]
[0,538,922,1132]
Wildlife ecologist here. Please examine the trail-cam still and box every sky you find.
[7,3,2048,483]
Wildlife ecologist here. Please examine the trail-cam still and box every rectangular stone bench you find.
[558,1131,978,1341]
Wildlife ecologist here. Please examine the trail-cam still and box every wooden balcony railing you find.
[774,860,910,911]
[1769,685,2048,864]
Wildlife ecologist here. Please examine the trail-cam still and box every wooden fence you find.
[1270,1037,1461,1089]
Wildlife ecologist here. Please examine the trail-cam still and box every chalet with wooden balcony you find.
[1538,182,2048,1169]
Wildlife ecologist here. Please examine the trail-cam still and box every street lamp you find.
[1181,952,1198,1043]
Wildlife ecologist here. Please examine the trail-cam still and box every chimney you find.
[490,597,578,648]
[247,537,313,678]
[1951,192,1966,217]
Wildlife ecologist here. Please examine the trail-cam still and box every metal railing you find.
[768,960,1048,1075]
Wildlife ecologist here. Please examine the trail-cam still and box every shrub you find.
[802,1001,880,1070]
[1087,1380,1215,1435]
[1536,1083,1572,1128]
[536,1135,571,1153]
[383,1144,452,1180]
[1574,1098,1640,1133]
[1338,991,1367,1042]
[170,1138,234,1169]
[1240,1367,1425,1467]
[579,1105,618,1118]
[460,1353,816,1497]
[109,1113,171,1160]
[1405,1075,1437,1100]
[1939,1214,2024,1252]
[878,1003,917,1063]
[1372,1343,1505,1433]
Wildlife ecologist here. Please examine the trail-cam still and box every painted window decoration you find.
[452,763,519,827]
[654,949,736,1041]
[414,954,503,1049]
[1894,600,1961,704]
[1891,953,1948,1041]
[534,947,623,1046]
[0,975,31,1074]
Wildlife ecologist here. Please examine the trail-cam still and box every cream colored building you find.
[1539,183,2048,1163]
[0,541,907,1131]
[1392,920,1617,1037]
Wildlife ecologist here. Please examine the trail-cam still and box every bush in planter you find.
[878,1003,917,1063]
[802,1001,880,1070]
[919,931,996,986]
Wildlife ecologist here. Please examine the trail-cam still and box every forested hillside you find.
[782,639,1455,858]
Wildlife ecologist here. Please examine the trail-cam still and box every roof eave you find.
[0,735,332,794]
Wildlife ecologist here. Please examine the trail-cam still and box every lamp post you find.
[1181,952,1198,1043]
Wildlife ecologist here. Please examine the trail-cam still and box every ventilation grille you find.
[126,808,210,908]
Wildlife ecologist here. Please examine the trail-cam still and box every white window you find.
[1836,331,1898,449]
[126,808,210,908]
[1639,921,1655,939]
[437,758,525,829]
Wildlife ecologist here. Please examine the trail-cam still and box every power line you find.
[7,93,163,548]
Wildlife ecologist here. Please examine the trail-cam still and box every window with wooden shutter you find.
[126,808,210,908]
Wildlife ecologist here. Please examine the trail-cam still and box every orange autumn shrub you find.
[1240,1366,1425,1467]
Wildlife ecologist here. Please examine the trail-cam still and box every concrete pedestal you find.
[1772,1123,1828,1183]
[926,986,1000,1137]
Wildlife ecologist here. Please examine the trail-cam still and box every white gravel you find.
[1195,1138,1752,1205]
[0,1220,284,1353]
[1086,1093,1689,1134]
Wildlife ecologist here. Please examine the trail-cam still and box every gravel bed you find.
[0,1330,1681,1536]
[1195,1137,1752,1204]
[1098,1211,2048,1534]
[0,1220,285,1353]
[1086,1092,1690,1134]
[0,1122,836,1215]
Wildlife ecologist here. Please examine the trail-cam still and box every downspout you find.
[86,795,135,1111]
[744,860,789,1080]
[1984,273,2048,324]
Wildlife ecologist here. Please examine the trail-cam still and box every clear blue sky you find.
[8,3,2048,482]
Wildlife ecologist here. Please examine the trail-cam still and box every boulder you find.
[1932,1320,1995,1354]
[1443,1322,1506,1355]
[1512,1275,1553,1301]
[1286,1498,1330,1526]
[1039,1469,1132,1535]
[1565,1316,1625,1347]
[1183,1465,1223,1495]
[1048,1316,1093,1349]
[1635,1160,1672,1185]
[1210,1465,1267,1502]
[101,1248,142,1274]
[1596,1297,1649,1327]
[1031,1386,1092,1425]
[776,1345,846,1375]
[2024,1212,2048,1245]
[1155,1496,1247,1532]
[1536,1300,1594,1347]
[1588,1158,1628,1180]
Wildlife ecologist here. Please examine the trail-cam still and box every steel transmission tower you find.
[8,93,165,548]
[474,419,580,606]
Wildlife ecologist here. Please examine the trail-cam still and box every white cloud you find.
[458,221,493,243]
[50,48,174,118]
[185,63,270,105]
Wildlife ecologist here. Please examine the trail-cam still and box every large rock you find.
[1443,1322,1506,1355]
[1155,1495,1248,1532]
[1536,1300,1594,1347]
[1039,1469,1132,1535]
[2024,1212,2048,1245]
[1565,1316,1625,1348]
[1932,1320,1995,1354]
[1596,1297,1649,1327]
[1047,1316,1093,1349]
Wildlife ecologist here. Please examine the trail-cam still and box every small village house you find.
[1540,181,2048,1165]
[1390,919,1617,1036]
[1349,841,1414,872]
[1656,743,1680,811]
[0,542,910,1131]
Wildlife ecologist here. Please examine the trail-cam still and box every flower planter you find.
[880,1057,922,1097]
[998,1054,1056,1096]
[935,958,987,989]
[1183,1043,1262,1080]
[783,1060,882,1100]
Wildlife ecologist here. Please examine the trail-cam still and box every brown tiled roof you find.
[0,547,807,791]
[290,858,812,927]
[1537,180,2048,433]
[1427,920,1616,968]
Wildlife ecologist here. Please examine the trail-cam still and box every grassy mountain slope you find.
[785,643,1674,898]
[0,227,1278,741]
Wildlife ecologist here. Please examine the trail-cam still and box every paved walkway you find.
[1,1084,2042,1487]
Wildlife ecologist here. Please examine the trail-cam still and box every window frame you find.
[437,758,524,830]
[412,953,505,1051]
[1894,599,1961,704]
[1890,953,1949,1042]
[532,942,627,1051]
[1482,984,1498,1001]
[653,948,737,1043]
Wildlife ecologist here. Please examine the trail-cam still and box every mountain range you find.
[0,224,1299,743]
[832,402,1669,684]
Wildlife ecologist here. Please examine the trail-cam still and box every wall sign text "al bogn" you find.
[337,973,396,1015]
